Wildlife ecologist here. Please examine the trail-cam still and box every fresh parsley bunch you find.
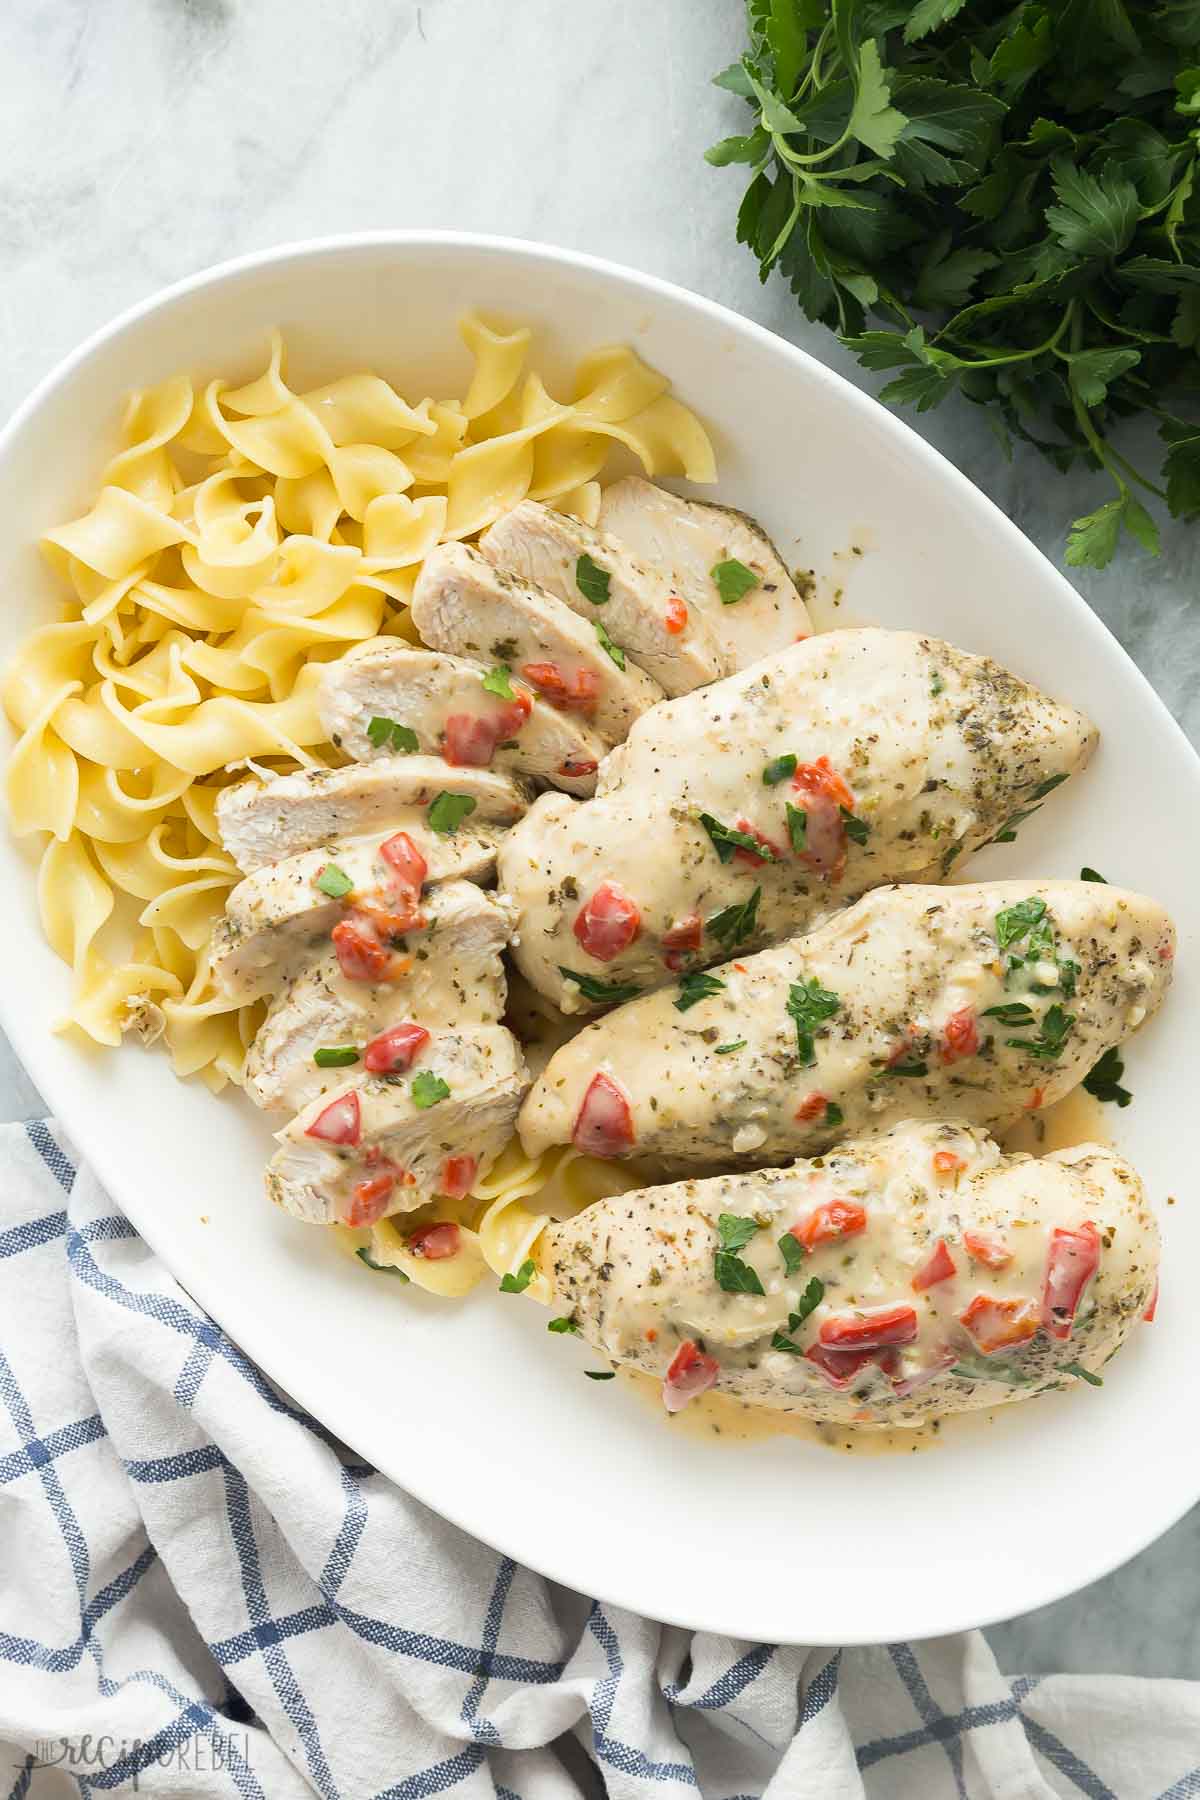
[707,0,1200,568]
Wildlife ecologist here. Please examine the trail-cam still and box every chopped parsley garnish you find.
[786,976,840,1065]
[594,619,625,669]
[548,1315,580,1334]
[930,672,944,697]
[770,1277,825,1353]
[786,803,807,853]
[500,1259,536,1294]
[778,1232,805,1277]
[763,753,797,786]
[825,1101,844,1128]
[576,553,611,606]
[674,970,726,1013]
[1083,1046,1132,1108]
[315,863,354,899]
[1080,866,1108,883]
[1063,1361,1103,1387]
[367,715,420,753]
[698,812,778,864]
[1007,1004,1075,1063]
[706,885,761,951]
[839,806,869,846]
[715,1039,747,1055]
[950,1356,1033,1387]
[995,897,1049,952]
[884,1059,929,1077]
[356,1247,409,1280]
[427,792,477,835]
[584,1370,615,1381]
[313,1045,360,1068]
[711,557,759,605]
[987,773,1069,846]
[714,1213,765,1295]
[481,665,515,699]
[410,1071,451,1109]
[558,967,642,1005]
[1057,959,1080,998]
[982,1002,1035,1027]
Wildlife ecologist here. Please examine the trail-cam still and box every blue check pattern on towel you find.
[2,1121,1197,1799]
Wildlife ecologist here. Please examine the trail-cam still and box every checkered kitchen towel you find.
[3,1121,1199,1799]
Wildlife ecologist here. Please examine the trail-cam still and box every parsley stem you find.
[939,304,1076,371]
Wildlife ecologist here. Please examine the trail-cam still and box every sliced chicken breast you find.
[479,500,728,695]
[597,477,812,668]
[245,881,514,1112]
[318,641,607,797]
[519,881,1174,1170]
[543,1121,1157,1426]
[211,812,503,1001]
[217,755,530,873]
[499,630,1097,1011]
[410,542,663,747]
[266,1025,528,1227]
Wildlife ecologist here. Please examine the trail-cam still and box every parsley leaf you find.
[576,553,611,605]
[675,970,726,1012]
[1083,1045,1133,1107]
[1007,1003,1076,1062]
[313,1045,360,1068]
[778,1232,805,1277]
[706,885,761,952]
[548,1315,580,1334]
[995,897,1049,951]
[500,1259,536,1294]
[410,1071,450,1109]
[714,1212,765,1296]
[367,716,419,753]
[698,812,779,864]
[770,1277,826,1352]
[715,1039,747,1054]
[717,1213,760,1253]
[1080,866,1108,883]
[356,1246,409,1280]
[1062,1360,1103,1387]
[786,803,807,853]
[594,619,625,670]
[584,1370,616,1380]
[763,753,797,786]
[315,863,354,899]
[711,558,759,604]
[840,805,869,846]
[481,666,515,699]
[558,967,642,1005]
[427,792,476,835]
[786,976,841,1064]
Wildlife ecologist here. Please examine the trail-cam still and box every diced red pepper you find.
[1026,1087,1046,1111]
[963,1229,1013,1270]
[661,913,702,970]
[664,596,689,635]
[889,1345,958,1398]
[794,1092,831,1124]
[521,662,599,717]
[304,1090,361,1147]
[558,755,599,779]
[332,915,394,982]
[912,1239,957,1292]
[662,1339,720,1412]
[819,1305,918,1351]
[940,1007,979,1065]
[792,1198,867,1252]
[346,1173,394,1227]
[1041,1221,1101,1340]
[933,1150,967,1178]
[1158,934,1175,961]
[805,1342,895,1389]
[791,758,856,881]
[379,830,428,894]
[1144,1278,1159,1323]
[959,1293,1038,1355]
[439,1154,478,1201]
[573,880,641,962]
[572,1071,635,1157]
[732,817,784,867]
[443,713,501,767]
[363,1022,430,1074]
[408,1221,461,1260]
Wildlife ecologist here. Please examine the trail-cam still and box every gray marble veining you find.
[2,0,1196,1676]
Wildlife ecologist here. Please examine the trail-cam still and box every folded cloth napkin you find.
[2,1121,1197,1799]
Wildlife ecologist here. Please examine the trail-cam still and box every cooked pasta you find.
[4,314,715,1104]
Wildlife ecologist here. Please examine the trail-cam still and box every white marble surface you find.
[3,0,1199,1677]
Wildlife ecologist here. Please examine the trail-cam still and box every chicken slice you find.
[478,500,728,696]
[519,881,1174,1170]
[596,477,812,668]
[499,629,1097,1011]
[245,880,514,1112]
[217,755,530,873]
[211,811,504,1001]
[410,542,663,747]
[266,1025,528,1226]
[318,641,607,797]
[542,1120,1157,1426]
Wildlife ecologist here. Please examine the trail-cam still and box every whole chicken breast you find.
[596,477,812,667]
[519,881,1174,1170]
[245,880,514,1112]
[318,641,607,796]
[542,1121,1158,1426]
[217,755,529,873]
[411,542,663,746]
[266,1025,528,1227]
[500,630,1097,1012]
[479,499,729,695]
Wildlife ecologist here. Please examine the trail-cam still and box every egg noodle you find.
[3,312,715,1296]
